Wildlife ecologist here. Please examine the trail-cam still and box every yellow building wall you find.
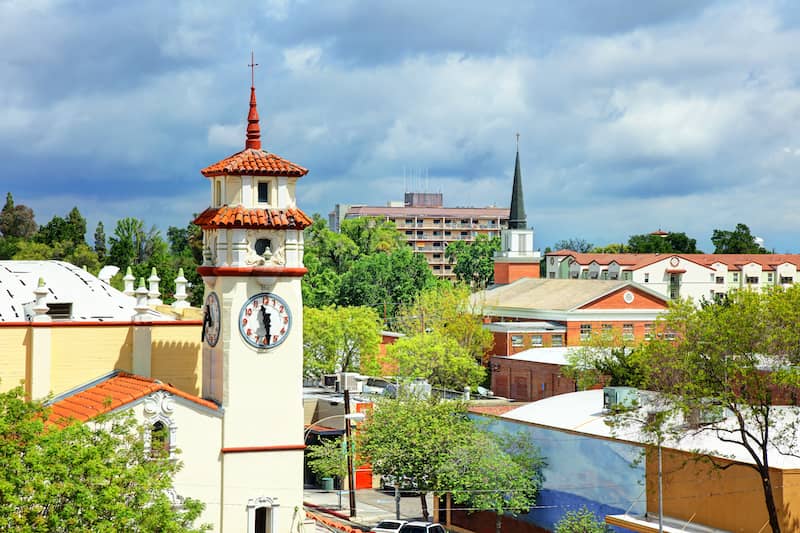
[0,327,30,393]
[151,325,202,396]
[647,448,798,532]
[50,327,133,395]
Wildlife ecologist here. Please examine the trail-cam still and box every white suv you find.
[398,522,446,533]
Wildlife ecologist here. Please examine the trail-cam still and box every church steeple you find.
[508,135,526,229]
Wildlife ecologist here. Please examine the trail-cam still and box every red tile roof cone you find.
[245,86,261,150]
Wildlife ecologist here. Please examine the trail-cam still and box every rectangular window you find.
[405,230,412,235]
[551,334,563,347]
[433,265,441,270]
[716,276,724,284]
[622,271,631,281]
[580,324,592,341]
[600,271,608,280]
[405,219,413,224]
[602,324,613,333]
[644,323,654,340]
[433,219,441,224]
[622,323,634,341]
[511,335,524,347]
[781,276,794,284]
[733,272,739,282]
[664,329,677,341]
[644,273,650,283]
[531,335,543,346]
[549,272,556,279]
[767,272,774,282]
[746,276,759,284]
[257,181,269,203]
[432,254,441,259]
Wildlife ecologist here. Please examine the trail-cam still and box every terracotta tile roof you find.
[193,206,312,230]
[551,252,800,272]
[200,148,308,177]
[47,372,218,427]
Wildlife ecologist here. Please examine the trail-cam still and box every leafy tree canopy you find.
[0,386,208,532]
[554,506,612,533]
[396,284,493,365]
[0,193,37,239]
[303,305,383,379]
[340,217,404,257]
[553,237,594,253]
[626,232,700,254]
[388,331,485,390]
[445,234,501,289]
[711,223,768,254]
[358,395,544,525]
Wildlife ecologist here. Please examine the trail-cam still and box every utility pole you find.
[344,389,357,518]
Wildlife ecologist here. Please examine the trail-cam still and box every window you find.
[716,276,724,284]
[255,239,271,256]
[511,335,524,347]
[549,272,556,279]
[405,230,413,235]
[767,272,774,283]
[433,265,441,270]
[580,324,592,341]
[445,231,451,236]
[602,324,613,333]
[781,276,794,284]
[600,271,608,280]
[551,334,563,347]
[733,272,739,282]
[622,323,634,341]
[589,271,599,279]
[644,273,649,283]
[150,421,170,459]
[433,242,441,247]
[746,276,759,284]
[644,323,654,340]
[460,231,468,236]
[257,181,269,203]
[531,335,543,346]
[622,271,631,281]
[432,254,441,259]
[214,180,222,206]
[664,329,677,341]
[405,219,413,224]
[460,219,469,224]
[433,219,441,224]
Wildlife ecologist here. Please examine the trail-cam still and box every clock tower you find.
[194,67,312,532]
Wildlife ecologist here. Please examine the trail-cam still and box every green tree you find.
[12,241,52,260]
[626,232,699,254]
[445,234,501,288]
[338,246,437,319]
[553,238,594,253]
[554,506,612,533]
[441,429,545,533]
[306,436,348,487]
[93,221,107,263]
[302,253,342,308]
[359,396,544,524]
[564,329,645,390]
[0,386,208,532]
[618,286,800,533]
[303,306,382,380]
[340,217,404,257]
[590,243,629,253]
[711,223,768,254]
[387,332,486,390]
[108,217,163,268]
[304,215,359,274]
[0,193,37,239]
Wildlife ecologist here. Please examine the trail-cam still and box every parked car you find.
[398,521,446,533]
[370,519,407,533]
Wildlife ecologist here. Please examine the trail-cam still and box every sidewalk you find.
[304,487,434,531]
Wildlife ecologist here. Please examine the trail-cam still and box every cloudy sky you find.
[3,0,800,252]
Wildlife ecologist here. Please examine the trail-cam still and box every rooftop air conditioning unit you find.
[336,372,362,393]
[322,374,339,388]
[603,387,638,411]
[686,404,728,429]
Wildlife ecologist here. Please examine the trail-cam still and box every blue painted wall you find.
[476,416,645,532]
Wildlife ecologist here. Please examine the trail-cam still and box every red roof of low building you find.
[193,206,312,230]
[550,252,800,272]
[47,372,218,427]
[200,148,308,178]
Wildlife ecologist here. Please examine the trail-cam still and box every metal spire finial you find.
[248,50,259,88]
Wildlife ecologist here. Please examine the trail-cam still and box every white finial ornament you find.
[123,266,136,296]
[173,268,189,310]
[134,277,150,319]
[147,267,162,306]
[32,277,51,322]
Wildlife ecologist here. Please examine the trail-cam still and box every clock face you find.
[203,292,221,347]
[238,292,292,349]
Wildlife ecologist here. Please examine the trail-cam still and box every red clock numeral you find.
[279,305,284,312]
[280,327,286,334]
[272,335,278,343]
[242,318,247,326]
[246,308,252,316]
[283,316,289,324]
[262,337,269,345]
[246,328,251,336]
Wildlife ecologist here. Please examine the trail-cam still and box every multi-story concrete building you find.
[545,251,800,303]
[330,192,509,279]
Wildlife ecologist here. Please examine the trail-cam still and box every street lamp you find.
[304,411,366,516]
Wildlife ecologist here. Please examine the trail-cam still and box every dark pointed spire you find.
[508,134,526,229]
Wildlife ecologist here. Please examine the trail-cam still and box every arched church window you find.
[254,507,267,533]
[150,420,170,459]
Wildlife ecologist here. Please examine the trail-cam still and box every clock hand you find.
[202,304,210,342]
[260,305,271,344]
